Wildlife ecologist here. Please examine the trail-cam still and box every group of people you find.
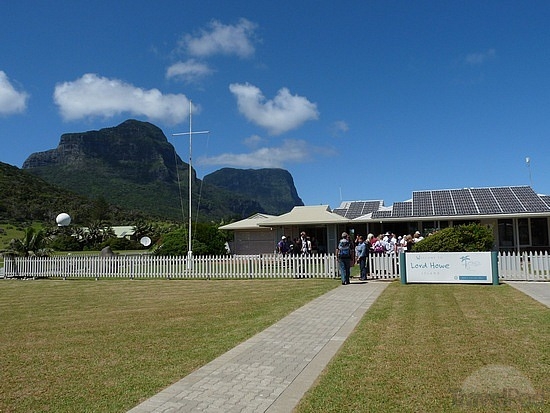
[370,231,424,255]
[337,230,424,285]
[276,231,315,256]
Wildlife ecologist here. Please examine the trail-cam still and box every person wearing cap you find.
[277,236,289,255]
[336,232,352,285]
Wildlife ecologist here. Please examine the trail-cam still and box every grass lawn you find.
[0,278,337,412]
[296,282,550,412]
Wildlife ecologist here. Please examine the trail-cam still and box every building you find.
[220,186,550,254]
[217,213,276,255]
[220,206,349,255]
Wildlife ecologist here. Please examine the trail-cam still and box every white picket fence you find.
[498,251,550,281]
[2,251,548,281]
[1,253,339,280]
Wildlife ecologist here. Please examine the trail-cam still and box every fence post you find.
[399,252,407,284]
[491,251,499,285]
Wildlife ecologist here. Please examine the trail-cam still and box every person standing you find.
[337,232,352,285]
[277,236,289,255]
[355,235,368,281]
[300,231,312,255]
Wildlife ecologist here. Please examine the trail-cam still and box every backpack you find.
[338,239,351,258]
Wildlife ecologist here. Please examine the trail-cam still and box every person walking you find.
[355,235,369,281]
[337,232,352,285]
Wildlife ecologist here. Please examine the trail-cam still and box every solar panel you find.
[361,201,381,215]
[334,186,549,220]
[346,202,365,219]
[371,210,392,219]
[450,189,478,215]
[431,190,456,216]
[412,191,434,216]
[332,208,347,217]
[392,202,412,217]
[491,187,525,213]
[511,186,550,212]
[334,201,382,219]
[540,195,550,209]
[471,188,502,214]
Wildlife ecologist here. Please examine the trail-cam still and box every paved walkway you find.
[128,280,389,413]
[507,281,550,308]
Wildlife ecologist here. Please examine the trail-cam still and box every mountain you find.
[21,120,303,222]
[0,161,142,225]
[204,168,303,214]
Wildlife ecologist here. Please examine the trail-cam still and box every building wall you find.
[229,229,275,255]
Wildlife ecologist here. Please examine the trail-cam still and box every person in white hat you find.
[277,236,289,255]
[413,231,424,243]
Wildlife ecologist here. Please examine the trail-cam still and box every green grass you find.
[0,223,24,254]
[0,278,337,412]
[296,282,550,412]
[3,278,548,413]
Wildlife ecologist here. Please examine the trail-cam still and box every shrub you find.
[153,223,230,256]
[50,234,83,251]
[412,223,494,252]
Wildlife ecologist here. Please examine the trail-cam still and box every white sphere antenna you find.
[56,213,71,227]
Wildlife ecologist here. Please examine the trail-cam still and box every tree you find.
[152,227,187,256]
[412,223,494,252]
[8,227,51,257]
[82,221,115,250]
[153,222,230,256]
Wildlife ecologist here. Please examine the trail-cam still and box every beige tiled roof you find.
[259,205,349,226]
[219,213,276,230]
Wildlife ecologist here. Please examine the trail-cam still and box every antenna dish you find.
[56,213,71,227]
[140,236,152,247]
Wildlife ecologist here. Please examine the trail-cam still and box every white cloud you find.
[198,139,335,169]
[243,134,267,148]
[229,83,319,135]
[181,18,257,58]
[166,59,214,83]
[0,71,29,115]
[465,49,496,65]
[331,120,349,137]
[53,73,191,124]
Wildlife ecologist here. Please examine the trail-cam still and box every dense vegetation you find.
[0,161,146,225]
[2,218,230,257]
[412,223,495,252]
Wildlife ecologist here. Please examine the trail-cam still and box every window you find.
[498,219,514,247]
[518,218,530,246]
[531,218,549,247]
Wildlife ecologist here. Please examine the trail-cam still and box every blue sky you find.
[1,1,549,210]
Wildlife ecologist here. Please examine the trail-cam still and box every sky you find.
[2,1,550,210]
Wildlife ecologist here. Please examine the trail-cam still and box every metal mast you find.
[173,100,209,265]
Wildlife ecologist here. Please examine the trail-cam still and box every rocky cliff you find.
[22,120,303,221]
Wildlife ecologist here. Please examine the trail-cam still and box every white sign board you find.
[403,252,495,284]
